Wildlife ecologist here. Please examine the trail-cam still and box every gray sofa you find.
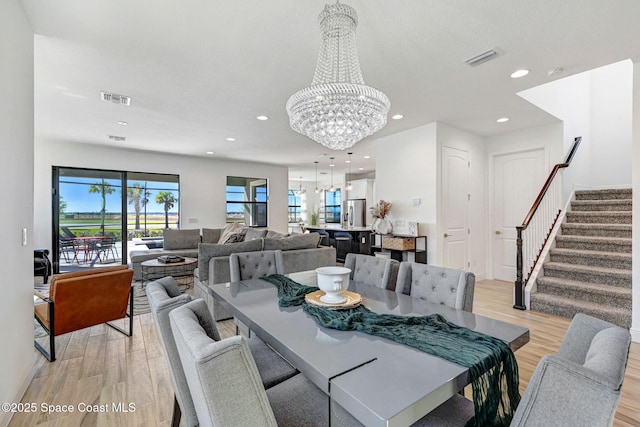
[129,226,281,280]
[194,233,336,320]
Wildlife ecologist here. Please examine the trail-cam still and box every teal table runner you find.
[263,274,520,427]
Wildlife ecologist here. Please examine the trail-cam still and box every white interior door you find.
[442,146,469,270]
[492,149,546,281]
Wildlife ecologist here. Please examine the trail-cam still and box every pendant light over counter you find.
[314,161,320,194]
[328,157,336,192]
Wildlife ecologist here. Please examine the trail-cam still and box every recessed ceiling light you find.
[358,167,364,171]
[226,137,236,142]
[256,115,269,121]
[363,155,370,159]
[206,151,214,155]
[497,117,509,123]
[392,114,404,120]
[510,69,529,78]
[117,121,128,126]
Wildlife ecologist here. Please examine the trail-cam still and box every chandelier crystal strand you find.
[286,3,390,150]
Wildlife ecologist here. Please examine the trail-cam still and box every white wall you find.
[0,2,35,425]
[374,122,439,265]
[436,123,486,278]
[590,61,633,186]
[518,60,633,195]
[632,60,640,342]
[34,141,289,251]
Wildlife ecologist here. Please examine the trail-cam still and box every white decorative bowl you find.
[315,266,351,304]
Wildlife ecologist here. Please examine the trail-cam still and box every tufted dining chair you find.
[414,313,632,426]
[344,253,399,291]
[170,299,355,426]
[147,277,299,427]
[395,262,475,312]
[229,250,285,282]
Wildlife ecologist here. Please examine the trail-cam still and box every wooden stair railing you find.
[514,136,582,310]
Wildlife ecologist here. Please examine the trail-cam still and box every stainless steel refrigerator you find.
[342,199,366,228]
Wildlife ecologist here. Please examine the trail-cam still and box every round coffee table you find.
[141,257,197,290]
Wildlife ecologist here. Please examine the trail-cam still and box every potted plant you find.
[370,200,393,234]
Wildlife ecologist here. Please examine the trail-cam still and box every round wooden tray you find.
[305,290,362,310]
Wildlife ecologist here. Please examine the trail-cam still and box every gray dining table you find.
[207,271,530,427]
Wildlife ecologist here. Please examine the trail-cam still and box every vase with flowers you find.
[370,200,393,234]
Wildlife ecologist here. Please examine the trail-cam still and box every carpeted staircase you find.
[531,188,632,328]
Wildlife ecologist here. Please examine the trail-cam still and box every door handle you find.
[495,230,502,235]
[443,233,450,238]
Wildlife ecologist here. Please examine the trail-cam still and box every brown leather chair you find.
[34,265,134,362]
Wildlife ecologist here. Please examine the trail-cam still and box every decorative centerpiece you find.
[315,266,351,304]
[370,200,393,234]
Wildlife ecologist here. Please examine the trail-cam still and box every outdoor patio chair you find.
[34,265,134,362]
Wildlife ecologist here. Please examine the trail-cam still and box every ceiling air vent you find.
[100,91,131,106]
[108,135,126,142]
[465,48,502,67]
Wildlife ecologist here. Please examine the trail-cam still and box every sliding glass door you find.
[53,167,125,273]
[52,167,180,273]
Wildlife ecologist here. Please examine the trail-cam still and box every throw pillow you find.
[163,229,201,250]
[262,233,321,251]
[265,230,289,239]
[245,227,268,241]
[218,223,247,244]
[202,228,223,244]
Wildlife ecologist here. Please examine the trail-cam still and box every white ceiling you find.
[20,0,640,180]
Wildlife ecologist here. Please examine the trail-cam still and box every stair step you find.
[555,235,632,253]
[570,199,631,211]
[536,276,632,307]
[530,293,631,328]
[542,262,631,287]
[549,248,632,269]
[560,223,631,238]
[565,211,631,224]
[574,188,632,201]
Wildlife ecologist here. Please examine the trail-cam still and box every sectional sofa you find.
[129,226,336,320]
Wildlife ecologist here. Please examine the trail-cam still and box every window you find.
[288,190,302,223]
[127,172,180,237]
[325,189,341,223]
[226,176,268,227]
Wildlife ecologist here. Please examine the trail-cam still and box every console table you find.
[370,234,427,264]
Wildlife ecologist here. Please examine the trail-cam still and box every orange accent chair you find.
[34,265,134,362]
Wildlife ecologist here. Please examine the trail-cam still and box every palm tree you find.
[89,179,116,235]
[156,191,177,229]
[127,184,150,230]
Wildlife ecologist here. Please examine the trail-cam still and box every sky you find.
[59,177,179,214]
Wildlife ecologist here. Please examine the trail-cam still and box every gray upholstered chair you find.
[344,253,399,291]
[169,299,339,426]
[229,250,285,282]
[395,262,475,312]
[147,277,297,427]
[415,313,632,427]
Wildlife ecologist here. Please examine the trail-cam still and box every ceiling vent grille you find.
[465,48,502,67]
[100,91,131,106]
[108,135,126,142]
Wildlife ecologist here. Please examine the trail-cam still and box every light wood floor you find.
[13,280,640,427]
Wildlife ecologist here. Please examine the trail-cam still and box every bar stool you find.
[334,232,352,263]
[317,230,330,246]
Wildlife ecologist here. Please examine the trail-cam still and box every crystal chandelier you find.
[286,2,390,151]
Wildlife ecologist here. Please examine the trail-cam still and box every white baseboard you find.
[631,327,640,343]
